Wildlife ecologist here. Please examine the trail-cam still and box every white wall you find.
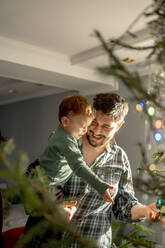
[0,90,76,162]
[115,83,146,177]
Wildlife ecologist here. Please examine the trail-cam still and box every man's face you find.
[86,110,123,148]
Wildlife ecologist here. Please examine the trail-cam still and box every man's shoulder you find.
[110,142,127,157]
[115,144,127,155]
[107,143,130,170]
[114,145,129,162]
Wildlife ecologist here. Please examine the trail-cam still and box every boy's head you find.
[59,95,95,139]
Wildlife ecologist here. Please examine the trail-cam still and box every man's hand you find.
[143,203,165,224]
[102,186,115,204]
[62,200,77,222]
[160,217,165,224]
[131,202,165,223]
[142,203,159,220]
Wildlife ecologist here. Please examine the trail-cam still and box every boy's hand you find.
[62,200,77,221]
[102,186,115,204]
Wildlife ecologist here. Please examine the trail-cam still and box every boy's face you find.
[62,114,93,139]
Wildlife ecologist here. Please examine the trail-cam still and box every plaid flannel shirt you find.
[62,140,140,248]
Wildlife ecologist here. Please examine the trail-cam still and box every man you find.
[61,93,160,248]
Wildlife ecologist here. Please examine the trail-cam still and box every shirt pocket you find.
[93,166,124,198]
[93,165,123,185]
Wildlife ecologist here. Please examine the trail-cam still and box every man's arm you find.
[112,150,140,222]
[131,203,158,220]
[131,203,165,224]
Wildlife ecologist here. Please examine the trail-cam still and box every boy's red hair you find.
[59,95,95,122]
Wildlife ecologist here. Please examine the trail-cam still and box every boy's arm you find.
[60,136,113,198]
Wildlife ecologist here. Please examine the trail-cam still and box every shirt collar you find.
[105,138,117,154]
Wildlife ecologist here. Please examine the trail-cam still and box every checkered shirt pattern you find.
[62,142,140,248]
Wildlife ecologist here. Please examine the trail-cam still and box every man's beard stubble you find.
[86,130,106,148]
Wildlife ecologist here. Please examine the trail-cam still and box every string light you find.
[147,106,155,116]
[136,101,145,112]
[139,101,145,109]
[136,104,143,112]
[154,119,163,129]
[156,198,165,215]
[149,163,156,171]
[154,131,163,142]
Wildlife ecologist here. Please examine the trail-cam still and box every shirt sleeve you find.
[112,151,141,223]
[58,135,110,196]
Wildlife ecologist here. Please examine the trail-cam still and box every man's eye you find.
[102,126,111,130]
[103,126,109,130]
[92,120,97,125]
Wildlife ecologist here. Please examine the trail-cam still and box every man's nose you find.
[92,124,102,134]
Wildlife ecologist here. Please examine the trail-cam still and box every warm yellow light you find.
[8,89,16,94]
[122,57,135,63]
[161,206,165,214]
[149,163,156,171]
[136,104,143,112]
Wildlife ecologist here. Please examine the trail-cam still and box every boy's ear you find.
[61,116,70,127]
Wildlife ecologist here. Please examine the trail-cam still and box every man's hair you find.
[93,93,129,121]
[59,95,95,122]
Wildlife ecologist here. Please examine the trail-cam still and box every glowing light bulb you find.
[136,104,143,112]
[149,163,156,171]
[156,197,165,215]
[136,101,145,112]
[154,131,162,142]
[147,106,155,116]
[139,101,145,109]
[154,119,163,129]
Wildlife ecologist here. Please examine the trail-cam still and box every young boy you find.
[39,94,114,203]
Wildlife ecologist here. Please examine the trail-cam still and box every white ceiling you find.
[0,0,155,105]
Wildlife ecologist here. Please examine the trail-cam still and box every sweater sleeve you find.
[59,135,110,196]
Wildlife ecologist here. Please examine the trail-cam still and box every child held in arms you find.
[39,94,114,218]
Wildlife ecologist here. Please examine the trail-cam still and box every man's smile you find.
[89,130,105,140]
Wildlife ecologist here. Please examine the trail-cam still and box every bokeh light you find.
[136,104,143,112]
[139,101,145,109]
[154,131,162,142]
[136,101,145,112]
[154,119,163,129]
[147,106,155,116]
[149,163,156,171]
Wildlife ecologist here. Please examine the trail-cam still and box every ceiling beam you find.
[0,36,118,93]
[71,27,152,65]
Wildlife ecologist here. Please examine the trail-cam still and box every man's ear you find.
[61,116,70,127]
